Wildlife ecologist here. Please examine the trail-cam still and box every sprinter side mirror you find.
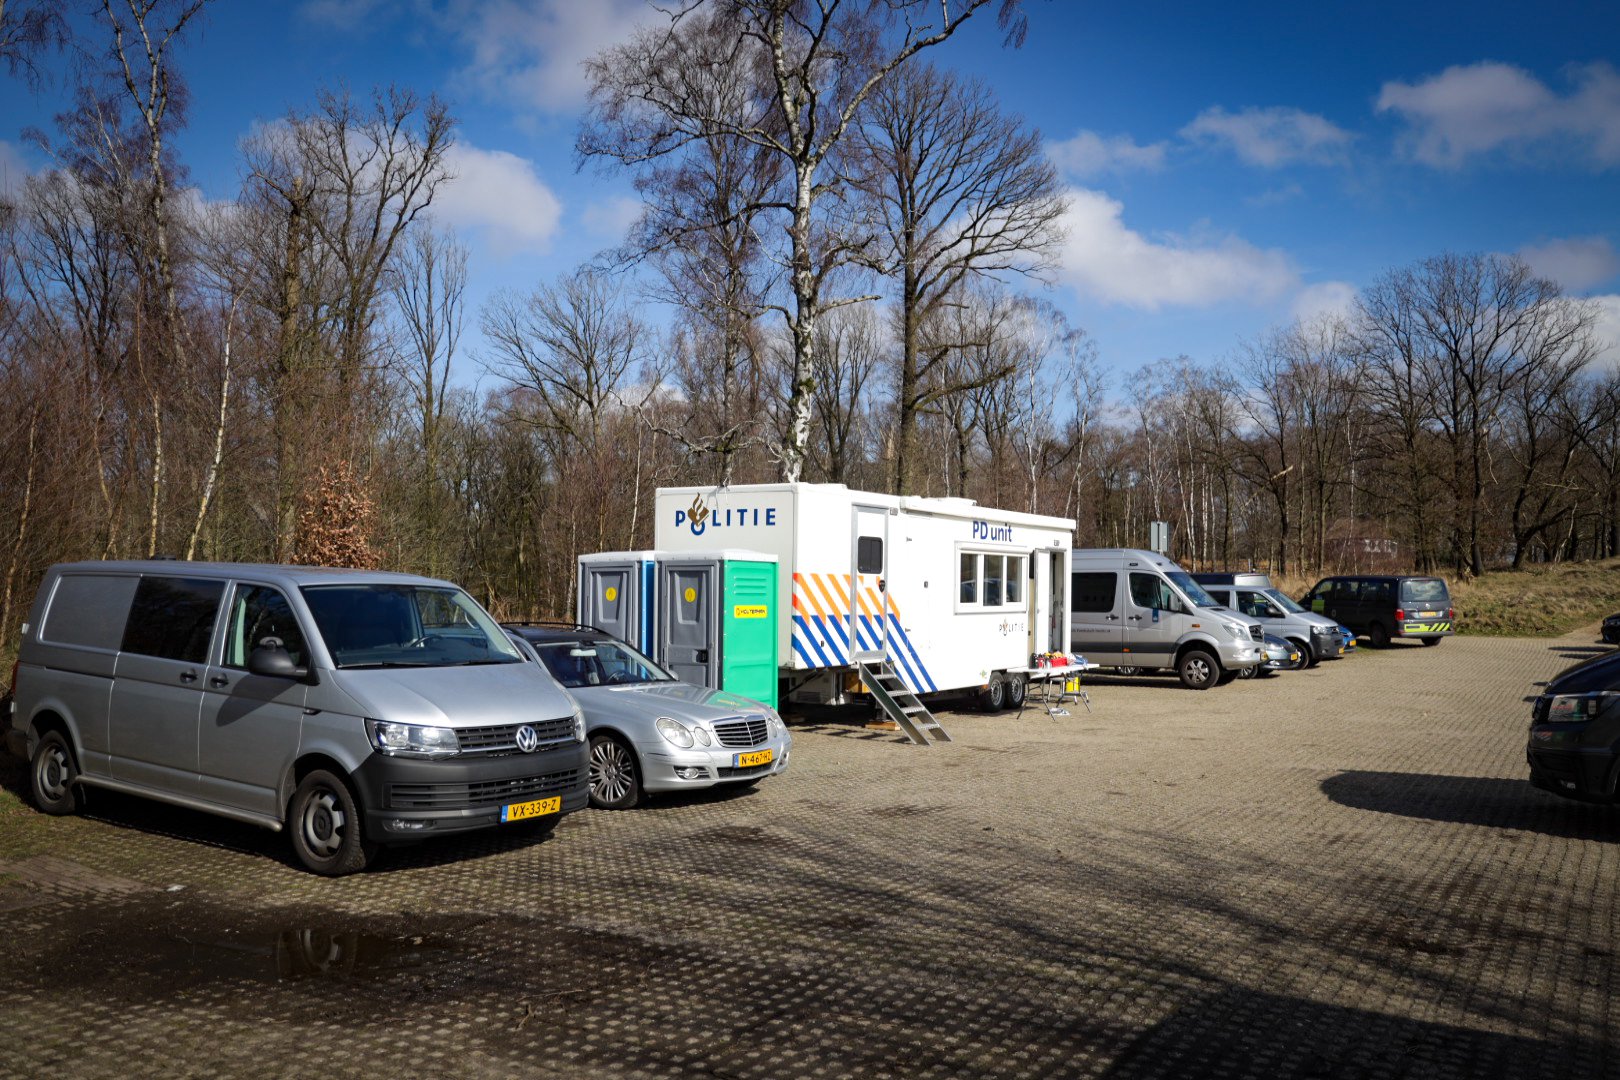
[248,638,309,680]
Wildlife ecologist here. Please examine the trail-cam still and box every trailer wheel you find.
[977,679,1006,712]
[1004,675,1026,710]
[1178,650,1219,690]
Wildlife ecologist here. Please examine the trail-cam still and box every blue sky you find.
[3,0,1618,388]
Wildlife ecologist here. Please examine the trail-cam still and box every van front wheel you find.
[289,769,376,876]
[1368,622,1390,648]
[30,730,81,816]
[1178,650,1219,690]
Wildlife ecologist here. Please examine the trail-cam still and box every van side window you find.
[1070,573,1116,613]
[1236,589,1278,619]
[856,537,883,574]
[225,585,308,669]
[1128,573,1178,612]
[121,576,226,663]
[41,574,140,650]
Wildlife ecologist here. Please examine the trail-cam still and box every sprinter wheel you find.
[30,730,81,815]
[589,734,642,809]
[1178,650,1218,690]
[1369,622,1390,648]
[289,769,376,876]
[1004,675,1026,710]
[977,679,1006,712]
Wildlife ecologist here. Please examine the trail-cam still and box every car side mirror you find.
[248,638,309,680]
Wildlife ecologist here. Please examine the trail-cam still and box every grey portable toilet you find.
[577,551,659,653]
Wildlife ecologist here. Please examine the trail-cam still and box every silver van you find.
[1069,549,1264,689]
[1192,572,1346,668]
[4,562,590,875]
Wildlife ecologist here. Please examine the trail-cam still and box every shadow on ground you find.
[1100,986,1606,1079]
[1321,771,1616,840]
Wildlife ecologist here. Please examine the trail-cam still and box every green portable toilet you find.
[656,551,779,708]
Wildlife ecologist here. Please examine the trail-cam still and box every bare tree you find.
[0,0,69,87]
[391,227,466,574]
[581,0,1029,482]
[855,61,1065,492]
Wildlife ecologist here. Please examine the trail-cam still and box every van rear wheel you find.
[30,730,81,816]
[1421,636,1443,647]
[1178,650,1219,690]
[289,769,376,876]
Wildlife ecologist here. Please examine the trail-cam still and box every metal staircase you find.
[857,657,951,745]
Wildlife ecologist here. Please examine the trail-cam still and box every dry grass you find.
[1271,561,1620,638]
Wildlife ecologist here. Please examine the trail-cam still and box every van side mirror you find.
[248,638,309,680]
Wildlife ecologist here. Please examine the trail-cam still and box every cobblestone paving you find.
[0,633,1616,1078]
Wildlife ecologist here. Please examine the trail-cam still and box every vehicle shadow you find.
[1550,645,1611,661]
[1320,771,1616,841]
[1099,985,1599,1078]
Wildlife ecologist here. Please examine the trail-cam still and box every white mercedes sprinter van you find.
[5,562,590,875]
[1069,549,1264,689]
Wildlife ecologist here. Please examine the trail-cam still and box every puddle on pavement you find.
[125,928,456,983]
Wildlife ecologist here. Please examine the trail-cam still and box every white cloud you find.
[437,0,658,113]
[1377,61,1620,168]
[1291,280,1359,324]
[583,195,642,239]
[432,143,562,256]
[1246,183,1303,208]
[1055,187,1298,310]
[1180,106,1354,168]
[1518,236,1620,292]
[1046,130,1167,178]
[1591,295,1620,367]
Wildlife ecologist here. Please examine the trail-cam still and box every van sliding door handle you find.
[209,676,230,688]
[1104,614,1120,621]
[178,670,198,683]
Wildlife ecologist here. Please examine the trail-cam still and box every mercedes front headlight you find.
[655,716,694,748]
[1224,621,1249,642]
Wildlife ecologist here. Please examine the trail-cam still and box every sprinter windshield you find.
[1400,578,1450,605]
[1166,572,1219,609]
[1264,588,1308,614]
[301,584,523,669]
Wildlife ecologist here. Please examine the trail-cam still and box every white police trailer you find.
[653,483,1075,742]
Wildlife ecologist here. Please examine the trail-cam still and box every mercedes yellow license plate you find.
[735,749,774,768]
[501,796,561,823]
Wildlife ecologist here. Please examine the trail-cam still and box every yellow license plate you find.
[734,749,774,768]
[501,796,561,823]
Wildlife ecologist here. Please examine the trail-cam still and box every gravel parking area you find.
[1,632,1616,1079]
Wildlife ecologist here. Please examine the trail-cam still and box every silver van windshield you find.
[1264,588,1307,614]
[1166,572,1219,609]
[301,584,524,669]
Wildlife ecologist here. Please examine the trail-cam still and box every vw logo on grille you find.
[515,725,539,753]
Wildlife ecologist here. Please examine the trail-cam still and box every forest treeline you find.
[0,0,1614,656]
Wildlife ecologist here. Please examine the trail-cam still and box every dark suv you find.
[1300,575,1455,647]
[1528,652,1620,803]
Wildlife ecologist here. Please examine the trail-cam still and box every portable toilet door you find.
[659,557,719,689]
[720,557,779,708]
[577,552,656,652]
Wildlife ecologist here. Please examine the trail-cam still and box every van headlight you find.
[655,716,694,748]
[1223,622,1249,642]
[1545,693,1611,723]
[365,719,460,758]
[572,707,586,742]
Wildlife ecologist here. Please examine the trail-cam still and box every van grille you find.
[387,768,583,811]
[456,717,576,756]
[1249,625,1263,642]
[713,717,769,748]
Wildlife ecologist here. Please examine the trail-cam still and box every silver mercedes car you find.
[504,624,791,809]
